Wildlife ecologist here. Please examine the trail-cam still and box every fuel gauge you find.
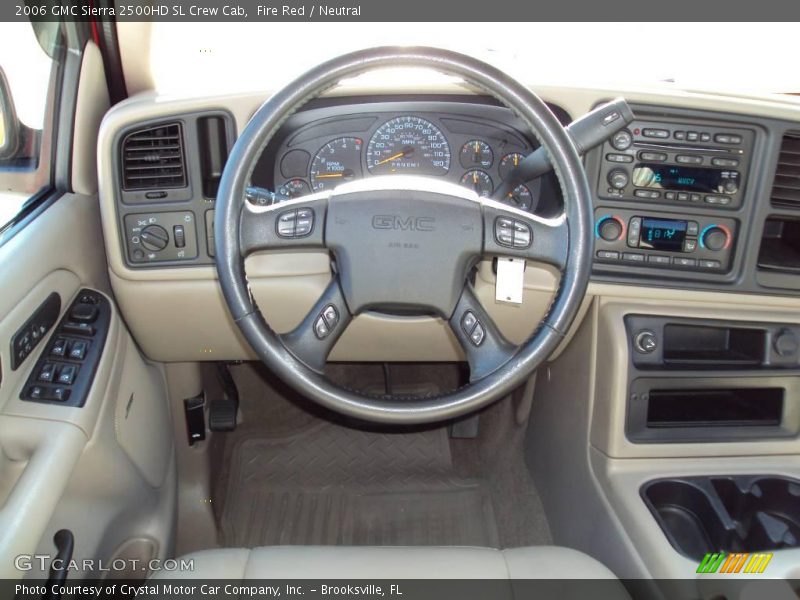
[459,140,493,169]
[461,170,494,197]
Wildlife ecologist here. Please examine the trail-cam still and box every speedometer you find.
[366,116,451,176]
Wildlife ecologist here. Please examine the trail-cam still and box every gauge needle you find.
[375,147,414,166]
[314,173,344,179]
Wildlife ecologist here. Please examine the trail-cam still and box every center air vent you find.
[770,132,800,208]
[121,123,187,191]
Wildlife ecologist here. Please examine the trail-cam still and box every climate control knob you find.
[607,169,629,190]
[140,224,169,252]
[597,216,624,242]
[701,226,729,252]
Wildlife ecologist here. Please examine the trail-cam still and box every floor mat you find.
[221,424,500,548]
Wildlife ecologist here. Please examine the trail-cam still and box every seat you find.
[153,545,627,581]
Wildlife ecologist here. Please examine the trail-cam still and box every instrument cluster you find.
[269,106,541,212]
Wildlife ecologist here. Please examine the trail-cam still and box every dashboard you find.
[107,94,800,296]
[96,85,800,363]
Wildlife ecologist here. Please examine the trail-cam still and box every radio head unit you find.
[597,119,754,210]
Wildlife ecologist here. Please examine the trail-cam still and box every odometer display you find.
[366,116,451,176]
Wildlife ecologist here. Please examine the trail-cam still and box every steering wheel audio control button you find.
[461,311,478,334]
[460,311,485,346]
[277,210,298,237]
[295,208,315,237]
[494,217,533,249]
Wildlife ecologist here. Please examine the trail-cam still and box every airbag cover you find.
[326,188,482,317]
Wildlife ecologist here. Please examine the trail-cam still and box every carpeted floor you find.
[208,362,551,549]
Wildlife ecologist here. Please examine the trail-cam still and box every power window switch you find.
[68,340,88,360]
[51,338,68,357]
[57,365,77,385]
[38,363,57,382]
[49,387,70,402]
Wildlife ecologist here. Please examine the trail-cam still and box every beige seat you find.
[153,546,627,582]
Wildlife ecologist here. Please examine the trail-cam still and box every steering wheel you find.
[215,46,593,424]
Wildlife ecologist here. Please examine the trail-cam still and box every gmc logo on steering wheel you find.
[371,215,436,232]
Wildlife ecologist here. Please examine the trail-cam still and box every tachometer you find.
[366,116,451,176]
[310,137,363,191]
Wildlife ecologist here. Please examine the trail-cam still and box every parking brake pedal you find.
[209,363,239,432]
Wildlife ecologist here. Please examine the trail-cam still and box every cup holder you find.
[642,475,800,560]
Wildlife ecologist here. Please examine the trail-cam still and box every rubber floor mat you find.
[221,424,500,548]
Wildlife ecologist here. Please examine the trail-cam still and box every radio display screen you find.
[632,163,737,193]
[639,217,687,252]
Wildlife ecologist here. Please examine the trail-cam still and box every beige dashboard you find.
[97,81,800,364]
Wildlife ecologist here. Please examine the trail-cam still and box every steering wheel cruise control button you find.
[321,305,339,328]
[470,324,486,346]
[313,317,330,340]
[494,217,533,249]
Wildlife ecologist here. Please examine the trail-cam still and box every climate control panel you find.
[594,208,736,273]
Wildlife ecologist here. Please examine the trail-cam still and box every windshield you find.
[149,22,800,97]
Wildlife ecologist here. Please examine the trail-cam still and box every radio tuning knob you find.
[723,180,739,194]
[140,224,170,252]
[607,169,629,190]
[598,216,624,242]
[701,226,729,252]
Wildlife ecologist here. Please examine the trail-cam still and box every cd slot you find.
[633,141,743,155]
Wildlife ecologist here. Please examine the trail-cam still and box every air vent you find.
[771,132,800,208]
[121,123,187,191]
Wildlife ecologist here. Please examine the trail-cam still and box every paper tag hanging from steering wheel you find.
[495,257,525,305]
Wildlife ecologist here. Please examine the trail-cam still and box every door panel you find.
[0,192,176,579]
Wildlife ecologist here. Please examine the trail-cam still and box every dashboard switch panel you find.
[124,211,198,264]
[21,290,111,408]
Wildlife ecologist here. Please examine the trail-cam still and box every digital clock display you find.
[639,218,687,252]
[632,163,738,193]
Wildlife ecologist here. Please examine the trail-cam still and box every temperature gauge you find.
[277,179,310,199]
[459,140,493,169]
[460,170,494,197]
